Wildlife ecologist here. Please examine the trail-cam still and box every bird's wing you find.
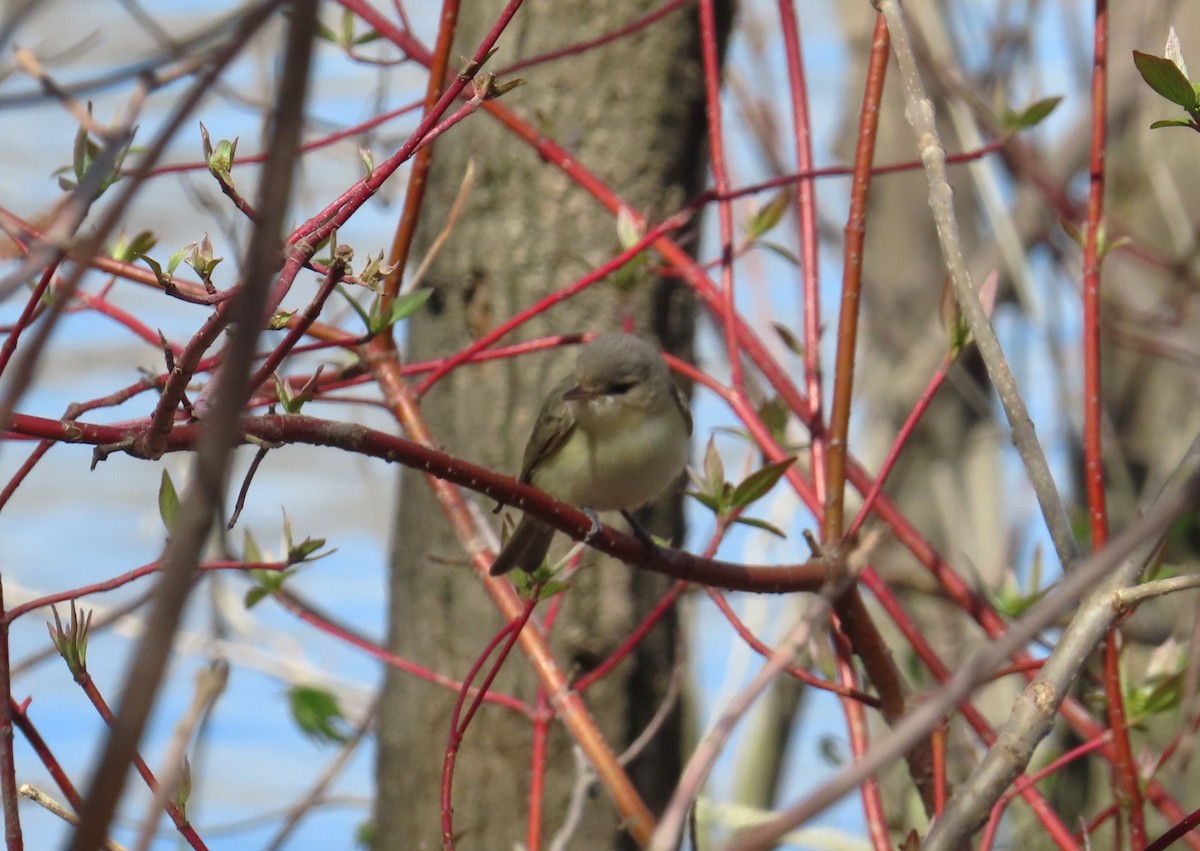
[518,376,578,482]
[671,382,693,437]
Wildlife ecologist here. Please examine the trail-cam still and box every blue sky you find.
[0,1,1097,848]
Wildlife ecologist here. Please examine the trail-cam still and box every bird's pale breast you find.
[531,396,688,511]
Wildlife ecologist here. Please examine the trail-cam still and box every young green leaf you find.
[387,288,432,326]
[159,469,179,528]
[139,255,168,287]
[167,245,189,279]
[757,397,790,447]
[110,230,158,263]
[772,323,805,358]
[273,373,296,413]
[757,240,801,267]
[314,19,338,43]
[1126,674,1183,724]
[537,580,570,599]
[174,754,192,817]
[616,205,643,251]
[288,536,329,563]
[730,457,796,511]
[337,284,373,330]
[731,516,787,539]
[1133,50,1199,109]
[744,190,791,241]
[47,603,93,680]
[288,685,350,745]
[243,529,262,562]
[1149,117,1198,130]
[184,234,223,289]
[1001,95,1063,132]
[987,580,1047,619]
[610,250,649,293]
[244,566,290,608]
[509,568,535,596]
[702,436,724,498]
[685,490,722,514]
[201,122,238,184]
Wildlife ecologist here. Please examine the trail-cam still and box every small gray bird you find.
[489,333,693,576]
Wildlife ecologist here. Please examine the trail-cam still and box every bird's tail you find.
[489,515,555,576]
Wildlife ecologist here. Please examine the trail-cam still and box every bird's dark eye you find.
[609,381,635,395]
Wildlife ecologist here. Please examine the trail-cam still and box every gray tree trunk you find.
[372,3,726,848]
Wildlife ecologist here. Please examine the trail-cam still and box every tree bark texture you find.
[373,3,728,848]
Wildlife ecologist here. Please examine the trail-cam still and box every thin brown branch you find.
[67,2,313,846]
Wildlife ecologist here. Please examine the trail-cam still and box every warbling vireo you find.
[489,332,693,576]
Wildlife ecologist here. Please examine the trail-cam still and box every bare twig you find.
[1112,575,1200,610]
[649,536,873,851]
[67,2,313,847]
[16,786,125,851]
[926,430,1200,850]
[875,0,1080,572]
[403,160,475,293]
[11,47,111,136]
[720,443,1200,851]
[131,660,229,851]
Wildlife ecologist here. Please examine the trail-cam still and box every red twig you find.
[414,214,689,396]
[141,0,691,182]
[846,354,953,538]
[527,689,551,851]
[293,0,523,256]
[522,588,572,851]
[273,590,532,717]
[75,673,206,849]
[5,560,287,624]
[978,731,1111,851]
[1145,805,1200,851]
[70,289,177,351]
[697,0,741,392]
[1082,0,1112,650]
[832,627,889,851]
[860,569,1079,844]
[441,597,538,850]
[776,0,827,504]
[0,440,52,512]
[248,250,350,390]
[10,701,82,811]
[0,581,23,851]
[0,262,58,380]
[0,209,225,307]
[8,411,832,593]
[574,581,687,694]
[703,588,880,706]
[823,11,888,542]
[1080,0,1142,843]
[379,0,459,311]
